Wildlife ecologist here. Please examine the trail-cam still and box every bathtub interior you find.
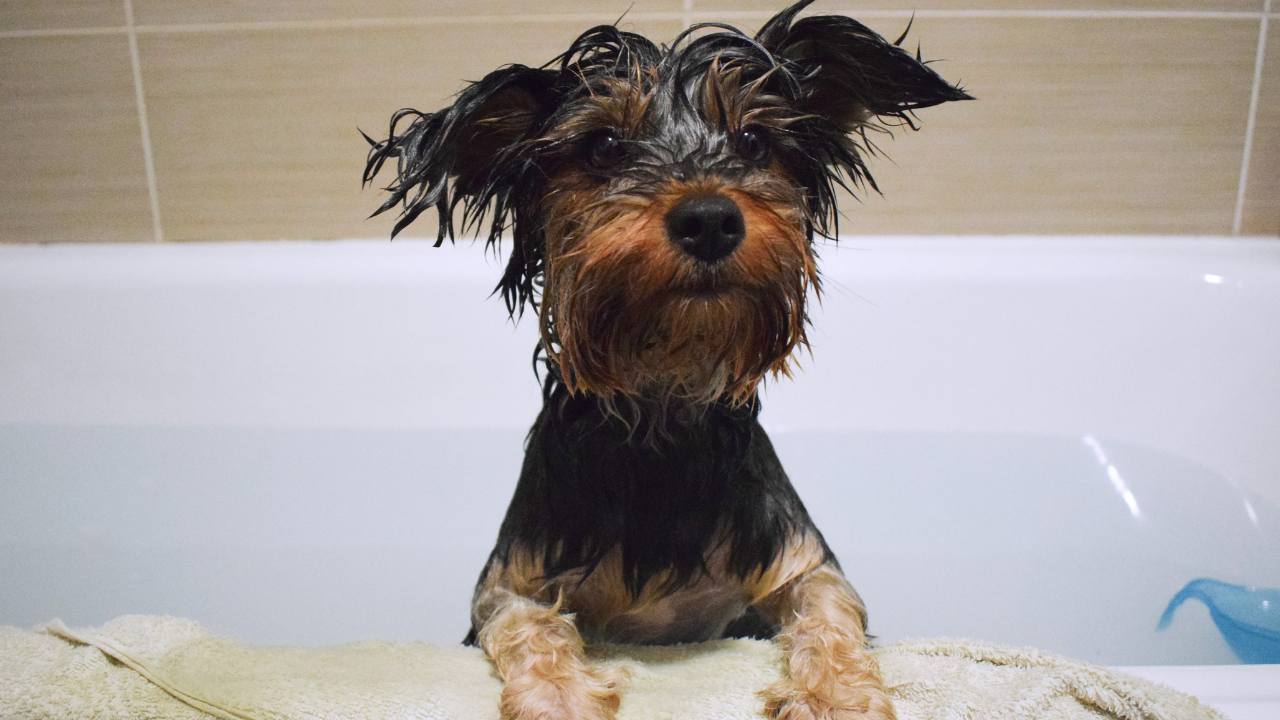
[1,237,1277,669]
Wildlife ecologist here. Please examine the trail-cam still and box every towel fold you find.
[0,615,1223,720]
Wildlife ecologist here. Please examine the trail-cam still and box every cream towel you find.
[0,615,1223,720]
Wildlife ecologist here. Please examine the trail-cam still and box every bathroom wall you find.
[1,0,1277,244]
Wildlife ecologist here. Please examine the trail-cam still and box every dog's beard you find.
[541,190,814,409]
[595,286,804,406]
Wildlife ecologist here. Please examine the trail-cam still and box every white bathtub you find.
[1,237,1278,713]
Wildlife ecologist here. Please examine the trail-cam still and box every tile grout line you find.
[123,0,163,243]
[0,8,1267,39]
[694,8,1264,20]
[1232,0,1270,235]
[0,26,126,39]
[130,13,686,34]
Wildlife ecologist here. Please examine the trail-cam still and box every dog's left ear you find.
[363,65,559,241]
[756,0,972,131]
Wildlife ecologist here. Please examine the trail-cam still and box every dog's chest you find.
[564,552,749,645]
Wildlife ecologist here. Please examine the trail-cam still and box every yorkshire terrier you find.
[363,1,968,718]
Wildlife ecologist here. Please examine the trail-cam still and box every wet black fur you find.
[362,0,969,647]
[523,377,826,593]
[462,374,832,646]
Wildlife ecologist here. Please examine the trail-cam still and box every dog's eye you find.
[735,126,770,163]
[584,130,627,171]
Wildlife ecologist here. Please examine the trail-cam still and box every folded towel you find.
[0,615,1223,720]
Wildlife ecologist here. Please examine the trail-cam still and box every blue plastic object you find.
[1158,578,1280,663]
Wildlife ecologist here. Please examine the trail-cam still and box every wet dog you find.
[364,2,968,717]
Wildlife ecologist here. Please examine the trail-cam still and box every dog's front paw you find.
[761,681,896,720]
[499,664,624,720]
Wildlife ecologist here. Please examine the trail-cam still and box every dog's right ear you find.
[755,0,971,134]
[362,65,559,241]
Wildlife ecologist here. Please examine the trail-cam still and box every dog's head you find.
[364,0,969,409]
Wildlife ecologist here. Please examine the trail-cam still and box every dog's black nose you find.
[664,195,745,263]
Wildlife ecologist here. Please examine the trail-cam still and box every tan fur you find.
[476,535,835,640]
[527,64,820,409]
[474,554,627,720]
[565,542,749,644]
[701,55,807,137]
[743,533,830,606]
[476,541,750,646]
[756,564,896,720]
[554,76,655,139]
[473,536,893,720]
[539,171,815,408]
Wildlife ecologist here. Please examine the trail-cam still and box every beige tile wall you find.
[0,32,151,243]
[1242,22,1279,234]
[1,0,1276,242]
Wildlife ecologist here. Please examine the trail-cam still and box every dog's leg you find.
[474,583,624,720]
[756,563,895,720]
